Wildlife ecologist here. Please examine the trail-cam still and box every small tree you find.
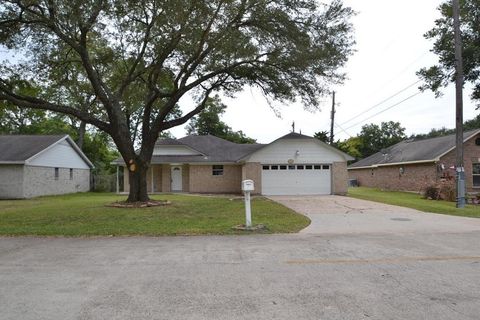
[357,121,406,158]
[186,95,256,143]
[0,0,355,202]
[313,130,330,143]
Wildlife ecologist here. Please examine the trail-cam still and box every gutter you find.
[348,159,438,170]
[0,161,25,164]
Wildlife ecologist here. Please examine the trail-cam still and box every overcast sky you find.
[171,0,478,143]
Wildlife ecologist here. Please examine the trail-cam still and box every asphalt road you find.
[1,232,480,320]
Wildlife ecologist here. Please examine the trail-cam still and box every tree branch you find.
[0,82,111,133]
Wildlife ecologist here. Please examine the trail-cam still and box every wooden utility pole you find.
[453,0,466,208]
[330,91,336,145]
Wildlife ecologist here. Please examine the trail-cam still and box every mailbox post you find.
[241,180,254,228]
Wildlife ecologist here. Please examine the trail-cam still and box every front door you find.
[171,166,183,192]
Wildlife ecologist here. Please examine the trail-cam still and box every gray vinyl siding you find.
[28,140,91,169]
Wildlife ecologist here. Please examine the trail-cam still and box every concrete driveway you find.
[269,195,480,235]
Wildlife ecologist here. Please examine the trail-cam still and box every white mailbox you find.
[242,179,255,192]
[241,180,254,228]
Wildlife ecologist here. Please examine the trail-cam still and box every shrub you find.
[423,180,456,202]
[423,184,440,200]
[438,180,456,202]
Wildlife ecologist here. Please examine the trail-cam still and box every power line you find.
[334,122,353,138]
[358,50,429,102]
[343,91,423,131]
[340,79,422,126]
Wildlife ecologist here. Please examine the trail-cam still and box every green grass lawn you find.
[348,187,480,218]
[0,193,310,236]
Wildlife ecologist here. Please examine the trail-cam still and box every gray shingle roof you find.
[0,135,67,162]
[349,129,480,169]
[112,135,264,164]
[155,137,188,146]
[113,132,355,164]
[277,132,314,140]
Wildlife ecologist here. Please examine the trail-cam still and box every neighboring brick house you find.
[0,135,94,199]
[114,132,354,196]
[348,129,480,194]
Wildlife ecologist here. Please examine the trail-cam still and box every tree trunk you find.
[77,121,86,149]
[126,160,150,202]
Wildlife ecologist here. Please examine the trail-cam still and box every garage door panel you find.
[261,164,331,195]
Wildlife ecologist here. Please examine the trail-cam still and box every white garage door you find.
[261,164,331,195]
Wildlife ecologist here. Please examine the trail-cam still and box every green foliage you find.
[417,0,480,108]
[186,95,256,143]
[317,121,405,160]
[357,121,406,158]
[314,130,330,143]
[0,193,310,236]
[465,114,480,130]
[409,115,480,140]
[0,0,356,140]
[336,136,364,159]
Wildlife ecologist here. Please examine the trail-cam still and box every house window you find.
[54,168,59,180]
[271,165,279,170]
[279,165,287,170]
[297,165,304,170]
[322,165,330,170]
[262,165,270,170]
[314,165,321,170]
[475,138,480,146]
[473,163,480,187]
[212,165,224,176]
[69,168,73,180]
[305,165,313,170]
[288,165,295,170]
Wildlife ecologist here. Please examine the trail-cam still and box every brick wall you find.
[349,163,437,192]
[241,162,262,194]
[439,132,480,193]
[161,165,171,192]
[182,164,190,192]
[332,162,348,195]
[23,165,90,198]
[189,164,242,194]
[0,165,24,199]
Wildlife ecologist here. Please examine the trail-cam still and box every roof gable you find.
[0,135,94,168]
[243,132,354,162]
[0,135,66,162]
[349,129,480,169]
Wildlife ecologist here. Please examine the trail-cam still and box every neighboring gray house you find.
[0,135,94,199]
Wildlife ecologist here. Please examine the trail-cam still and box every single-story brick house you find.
[0,135,94,199]
[114,132,354,195]
[348,129,480,193]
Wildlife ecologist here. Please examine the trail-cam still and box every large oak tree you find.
[0,0,355,202]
